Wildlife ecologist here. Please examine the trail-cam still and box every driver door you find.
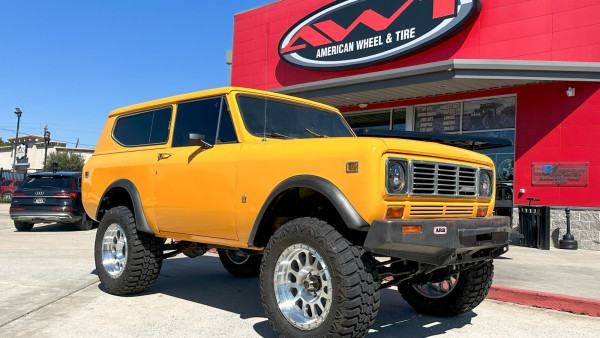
[153,96,240,240]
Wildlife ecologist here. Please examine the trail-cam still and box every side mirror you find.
[188,133,214,150]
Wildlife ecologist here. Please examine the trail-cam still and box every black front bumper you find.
[364,216,510,266]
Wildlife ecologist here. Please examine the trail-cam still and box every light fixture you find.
[358,103,368,108]
[566,87,575,97]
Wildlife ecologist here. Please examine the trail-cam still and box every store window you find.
[345,108,407,131]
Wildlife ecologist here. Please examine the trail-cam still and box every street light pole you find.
[12,108,22,171]
[44,127,51,171]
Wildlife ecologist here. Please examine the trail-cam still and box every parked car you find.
[10,172,94,231]
[1,179,23,201]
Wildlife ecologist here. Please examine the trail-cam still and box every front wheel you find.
[260,217,380,337]
[217,249,262,277]
[94,206,164,295]
[398,260,494,316]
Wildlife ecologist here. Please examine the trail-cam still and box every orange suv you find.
[83,87,509,337]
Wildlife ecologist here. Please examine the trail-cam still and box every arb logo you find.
[279,0,481,70]
[434,226,447,235]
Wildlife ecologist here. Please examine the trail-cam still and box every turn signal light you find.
[402,225,422,233]
[477,206,489,217]
[385,206,405,219]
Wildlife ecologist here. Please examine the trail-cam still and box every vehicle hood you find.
[377,137,494,167]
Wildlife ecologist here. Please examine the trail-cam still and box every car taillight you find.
[10,207,25,211]
[54,192,77,199]
[12,193,25,197]
[52,207,76,211]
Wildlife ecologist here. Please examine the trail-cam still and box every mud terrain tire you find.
[94,206,163,295]
[260,217,380,337]
[399,260,494,316]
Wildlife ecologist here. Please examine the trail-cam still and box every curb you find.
[488,285,600,317]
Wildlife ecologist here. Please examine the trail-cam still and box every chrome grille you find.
[411,162,477,197]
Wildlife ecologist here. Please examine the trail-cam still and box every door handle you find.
[157,153,172,161]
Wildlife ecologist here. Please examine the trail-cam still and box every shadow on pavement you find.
[28,223,79,232]
[93,255,475,337]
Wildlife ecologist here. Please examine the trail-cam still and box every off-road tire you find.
[217,249,262,277]
[94,206,163,295]
[74,215,94,231]
[260,217,380,337]
[14,221,34,231]
[399,260,494,317]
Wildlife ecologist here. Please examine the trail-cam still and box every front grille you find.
[411,162,477,197]
[409,204,475,218]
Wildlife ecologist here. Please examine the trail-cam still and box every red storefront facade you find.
[231,0,600,250]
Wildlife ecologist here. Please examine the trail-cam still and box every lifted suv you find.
[83,87,509,337]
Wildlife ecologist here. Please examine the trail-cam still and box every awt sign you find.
[279,0,481,70]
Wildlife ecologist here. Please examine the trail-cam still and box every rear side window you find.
[1,181,10,186]
[21,176,76,190]
[113,107,172,146]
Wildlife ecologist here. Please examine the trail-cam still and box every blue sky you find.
[0,0,268,148]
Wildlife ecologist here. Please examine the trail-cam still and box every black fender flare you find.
[98,179,155,235]
[247,175,369,247]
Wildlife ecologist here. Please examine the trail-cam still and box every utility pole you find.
[12,108,22,171]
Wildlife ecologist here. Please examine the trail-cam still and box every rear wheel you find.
[398,261,494,316]
[217,249,262,277]
[94,206,163,295]
[260,217,380,337]
[14,221,34,231]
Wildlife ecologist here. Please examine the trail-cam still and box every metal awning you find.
[353,128,513,151]
[272,59,600,107]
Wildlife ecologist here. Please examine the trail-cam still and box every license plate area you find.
[34,198,46,204]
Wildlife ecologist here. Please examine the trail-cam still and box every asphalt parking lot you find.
[1,203,599,337]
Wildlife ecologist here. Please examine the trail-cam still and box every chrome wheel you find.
[101,223,128,279]
[413,274,459,299]
[226,251,251,265]
[274,243,332,330]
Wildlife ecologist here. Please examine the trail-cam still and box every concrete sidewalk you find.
[491,244,600,316]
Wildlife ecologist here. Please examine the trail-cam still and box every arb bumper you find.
[364,216,510,266]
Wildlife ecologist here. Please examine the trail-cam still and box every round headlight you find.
[388,163,406,193]
[479,171,492,197]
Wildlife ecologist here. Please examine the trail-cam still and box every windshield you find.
[20,176,76,190]
[237,95,354,139]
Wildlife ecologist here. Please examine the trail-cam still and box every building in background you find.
[231,0,600,250]
[0,135,93,173]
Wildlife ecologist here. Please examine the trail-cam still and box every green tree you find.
[43,151,86,172]
[0,137,10,147]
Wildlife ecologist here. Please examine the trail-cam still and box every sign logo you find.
[434,226,447,235]
[279,0,481,70]
[16,143,27,160]
[532,163,589,187]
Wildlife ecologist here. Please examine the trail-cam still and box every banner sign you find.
[16,143,27,160]
[279,0,481,70]
[531,162,589,187]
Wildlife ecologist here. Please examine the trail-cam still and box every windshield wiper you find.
[255,132,293,139]
[305,128,327,138]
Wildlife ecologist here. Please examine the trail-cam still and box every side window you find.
[113,107,172,146]
[172,96,237,147]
